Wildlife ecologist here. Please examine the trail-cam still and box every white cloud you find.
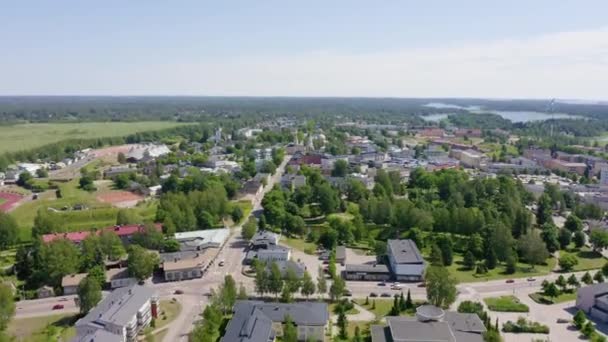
[3,27,608,98]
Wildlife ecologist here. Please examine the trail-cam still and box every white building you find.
[174,228,230,251]
[72,285,158,342]
[576,283,608,322]
[256,245,291,262]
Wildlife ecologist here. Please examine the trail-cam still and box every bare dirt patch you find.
[0,191,24,212]
[97,191,143,208]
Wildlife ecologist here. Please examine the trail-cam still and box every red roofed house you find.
[419,128,445,138]
[288,154,322,168]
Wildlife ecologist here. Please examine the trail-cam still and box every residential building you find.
[104,166,136,179]
[371,305,486,342]
[281,174,307,190]
[269,260,306,278]
[450,149,485,169]
[72,284,159,342]
[37,286,54,299]
[386,239,426,282]
[247,245,292,263]
[250,231,280,250]
[106,268,137,289]
[545,159,587,175]
[221,301,329,342]
[125,144,171,162]
[576,283,608,322]
[238,180,264,202]
[174,228,230,251]
[62,273,88,295]
[161,249,218,282]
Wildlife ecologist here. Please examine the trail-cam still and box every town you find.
[1,105,608,342]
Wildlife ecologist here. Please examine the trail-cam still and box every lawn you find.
[445,253,556,283]
[282,237,318,254]
[0,249,16,269]
[353,298,425,319]
[10,178,158,241]
[327,212,354,221]
[142,299,182,338]
[484,296,529,312]
[529,291,577,305]
[329,302,360,315]
[0,198,5,206]
[0,121,192,154]
[8,313,78,342]
[559,246,606,272]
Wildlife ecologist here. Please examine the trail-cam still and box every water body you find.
[423,102,582,123]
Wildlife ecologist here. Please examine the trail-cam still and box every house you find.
[250,231,280,250]
[62,273,88,295]
[281,174,307,190]
[104,166,135,179]
[105,224,163,245]
[387,239,426,282]
[238,180,263,202]
[221,301,329,342]
[106,268,137,289]
[576,283,608,322]
[72,284,159,342]
[246,245,292,264]
[371,305,486,342]
[269,260,307,278]
[37,286,55,299]
[161,249,218,282]
[344,264,391,281]
[288,154,322,168]
[174,228,230,251]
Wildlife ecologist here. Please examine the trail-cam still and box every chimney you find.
[151,299,159,319]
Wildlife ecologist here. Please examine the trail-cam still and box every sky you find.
[1,0,607,99]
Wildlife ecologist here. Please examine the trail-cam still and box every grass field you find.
[484,296,530,312]
[10,178,157,241]
[445,253,556,283]
[0,121,192,154]
[559,246,606,272]
[529,291,577,305]
[8,313,77,342]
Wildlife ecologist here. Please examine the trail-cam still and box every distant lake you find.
[423,102,582,123]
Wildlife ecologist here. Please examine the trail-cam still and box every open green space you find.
[445,253,556,283]
[353,298,393,318]
[559,246,606,272]
[282,237,318,254]
[0,121,192,154]
[10,178,157,241]
[529,291,577,305]
[0,249,16,269]
[484,296,529,312]
[7,313,78,342]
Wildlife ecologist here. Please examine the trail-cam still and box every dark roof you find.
[388,239,424,264]
[370,325,392,342]
[221,307,274,342]
[345,264,390,274]
[267,260,306,278]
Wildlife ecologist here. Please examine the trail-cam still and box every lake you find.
[422,102,582,123]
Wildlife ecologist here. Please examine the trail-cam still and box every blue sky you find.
[1,1,607,98]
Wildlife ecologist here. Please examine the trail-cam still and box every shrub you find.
[502,317,549,334]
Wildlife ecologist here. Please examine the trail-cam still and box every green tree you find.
[300,270,316,299]
[504,251,517,275]
[87,265,106,289]
[463,250,476,270]
[565,215,583,232]
[77,277,102,314]
[425,266,458,308]
[582,321,595,338]
[254,261,268,295]
[568,274,580,289]
[353,326,363,342]
[558,229,572,250]
[317,266,327,297]
[131,223,164,250]
[558,254,579,272]
[116,209,142,225]
[217,275,237,315]
[543,282,559,302]
[329,276,346,302]
[0,283,15,331]
[574,230,586,248]
[162,239,180,252]
[555,275,568,292]
[518,231,549,269]
[127,245,159,281]
[590,230,608,252]
[573,309,587,329]
[40,238,81,286]
[337,306,348,339]
[582,272,594,285]
[0,212,18,250]
[436,235,453,266]
[99,230,126,261]
[429,244,444,266]
[594,271,605,283]
[238,283,248,300]
[241,218,257,240]
[283,315,298,342]
[405,289,413,309]
[268,262,284,298]
[536,194,553,226]
[331,159,349,177]
[541,223,560,253]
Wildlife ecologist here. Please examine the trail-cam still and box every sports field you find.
[0,121,192,154]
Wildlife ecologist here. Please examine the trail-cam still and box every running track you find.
[0,192,23,212]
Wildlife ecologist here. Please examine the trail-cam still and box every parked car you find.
[174,289,184,295]
[391,284,403,290]
[417,283,426,288]
[527,277,536,282]
[52,304,64,310]
[370,292,378,297]
[506,279,515,283]
[380,293,391,297]
[557,318,570,324]
[218,260,225,267]
[378,282,386,286]
[344,290,352,297]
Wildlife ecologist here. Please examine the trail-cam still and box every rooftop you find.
[61,273,88,287]
[388,239,424,264]
[174,228,230,245]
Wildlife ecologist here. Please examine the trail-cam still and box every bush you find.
[502,317,549,334]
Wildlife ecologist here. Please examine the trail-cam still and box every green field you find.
[529,291,577,305]
[0,121,192,154]
[8,313,77,342]
[10,179,157,241]
[484,296,530,312]
[444,253,556,283]
[559,246,606,272]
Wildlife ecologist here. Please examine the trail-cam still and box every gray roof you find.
[267,260,306,278]
[388,239,424,264]
[372,310,486,342]
[336,245,346,260]
[75,284,156,329]
[345,264,390,274]
[71,329,120,342]
[222,301,328,342]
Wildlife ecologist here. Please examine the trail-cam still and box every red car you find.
[506,279,515,284]
[52,304,64,310]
